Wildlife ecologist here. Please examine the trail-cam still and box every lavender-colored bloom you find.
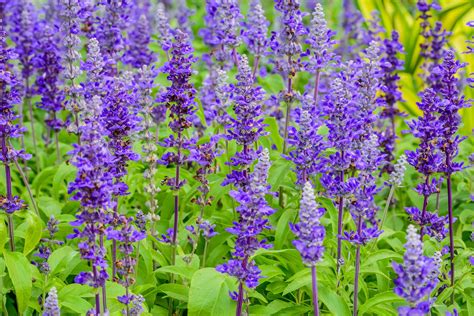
[241,0,269,57]
[286,96,324,184]
[124,14,156,68]
[392,225,439,315]
[202,66,230,126]
[224,55,266,188]
[68,95,116,289]
[200,0,242,49]
[81,38,104,100]
[0,27,30,215]
[101,74,141,197]
[417,0,441,59]
[273,0,306,57]
[217,149,274,290]
[343,134,383,245]
[107,215,145,307]
[388,154,408,187]
[33,22,65,132]
[290,182,325,266]
[338,0,369,58]
[155,3,172,52]
[95,0,130,75]
[378,31,405,173]
[33,216,63,274]
[405,88,447,240]
[436,50,470,175]
[43,287,60,316]
[303,3,336,73]
[7,0,37,91]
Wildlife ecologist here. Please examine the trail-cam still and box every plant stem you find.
[282,55,293,154]
[12,156,39,216]
[92,264,101,315]
[336,158,345,281]
[112,203,118,280]
[353,216,362,316]
[54,130,60,164]
[100,234,107,314]
[418,175,430,238]
[202,239,208,268]
[379,185,395,232]
[25,80,39,172]
[2,136,14,251]
[313,70,321,103]
[311,265,320,316]
[447,172,454,303]
[369,185,395,252]
[251,56,260,79]
[236,281,244,316]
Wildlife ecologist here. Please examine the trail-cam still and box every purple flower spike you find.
[291,182,325,266]
[392,225,439,315]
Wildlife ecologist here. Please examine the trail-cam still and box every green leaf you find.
[362,250,402,267]
[155,265,197,280]
[23,213,43,255]
[319,283,351,316]
[359,291,404,315]
[58,284,94,314]
[4,251,32,314]
[157,284,189,302]
[188,268,235,316]
[274,209,296,249]
[52,162,76,200]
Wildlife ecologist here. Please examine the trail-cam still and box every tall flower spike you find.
[157,30,197,254]
[33,22,65,140]
[242,0,269,58]
[43,287,60,316]
[124,14,156,68]
[392,225,439,315]
[304,3,336,73]
[388,154,408,187]
[202,66,230,126]
[286,96,324,184]
[378,31,405,173]
[435,49,470,298]
[0,26,29,251]
[291,182,325,266]
[155,3,172,52]
[217,149,274,315]
[60,0,83,135]
[223,54,266,189]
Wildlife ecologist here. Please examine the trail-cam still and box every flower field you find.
[0,0,473,315]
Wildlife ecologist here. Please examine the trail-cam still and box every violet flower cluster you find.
[223,55,266,189]
[123,14,156,68]
[217,149,274,290]
[392,225,439,315]
[378,31,405,173]
[33,216,63,274]
[0,27,29,215]
[43,287,60,316]
[290,182,325,266]
[405,89,447,240]
[241,0,269,59]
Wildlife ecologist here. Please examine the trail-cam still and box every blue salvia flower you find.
[286,95,324,184]
[223,55,266,189]
[43,287,60,316]
[392,225,439,315]
[33,22,65,133]
[123,14,156,68]
[60,0,83,134]
[378,31,405,173]
[303,3,336,74]
[290,181,325,266]
[202,66,230,126]
[155,3,173,52]
[241,0,269,58]
[217,149,274,299]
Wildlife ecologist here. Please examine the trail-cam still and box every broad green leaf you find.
[157,284,189,302]
[23,213,43,255]
[155,265,196,280]
[274,209,296,249]
[319,283,351,316]
[58,284,94,314]
[359,291,404,315]
[188,268,235,316]
[4,251,32,314]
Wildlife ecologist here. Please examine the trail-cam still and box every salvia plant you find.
[0,1,472,316]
